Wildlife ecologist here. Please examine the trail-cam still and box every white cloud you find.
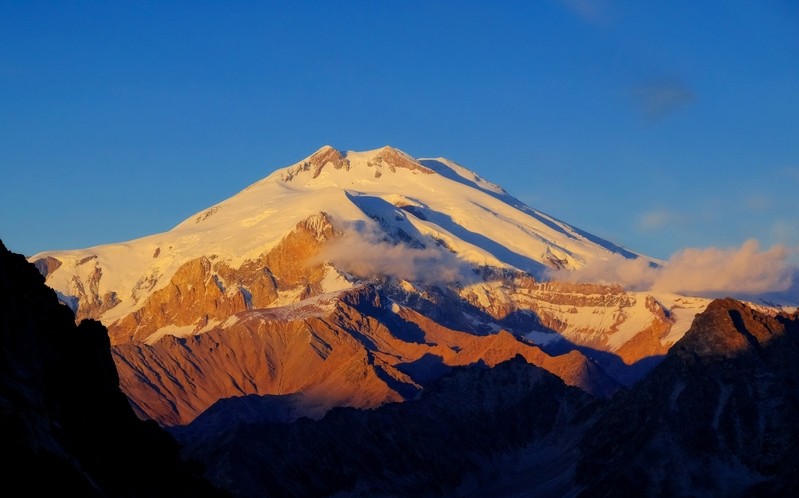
[314,223,473,285]
[549,239,795,297]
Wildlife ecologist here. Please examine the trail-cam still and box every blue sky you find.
[1,1,798,263]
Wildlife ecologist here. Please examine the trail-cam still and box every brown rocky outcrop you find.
[174,298,799,498]
[65,259,121,322]
[113,285,618,426]
[114,310,410,426]
[111,256,248,343]
[31,255,61,277]
[281,146,350,181]
[281,145,435,182]
[673,297,788,357]
[108,213,336,344]
[526,282,674,359]
[367,146,435,174]
[577,298,799,497]
[392,306,618,397]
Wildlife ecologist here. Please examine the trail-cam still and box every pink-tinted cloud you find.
[549,239,795,297]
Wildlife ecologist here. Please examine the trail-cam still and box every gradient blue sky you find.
[2,1,798,263]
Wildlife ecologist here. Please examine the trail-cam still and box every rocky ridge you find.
[176,297,799,497]
[103,212,683,426]
[114,284,619,426]
[0,240,224,496]
[30,146,710,426]
[576,298,799,496]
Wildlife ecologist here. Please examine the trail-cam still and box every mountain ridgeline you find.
[7,234,799,496]
[30,146,708,428]
[15,146,798,496]
[0,240,224,496]
[174,297,799,497]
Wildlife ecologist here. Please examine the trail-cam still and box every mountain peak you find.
[365,145,413,160]
[350,145,435,175]
[281,146,350,181]
[671,297,789,358]
[281,146,434,183]
[33,144,655,335]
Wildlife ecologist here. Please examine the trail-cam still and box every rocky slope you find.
[175,297,799,497]
[576,298,799,497]
[114,284,618,426]
[0,240,224,496]
[177,356,596,498]
[29,146,706,426]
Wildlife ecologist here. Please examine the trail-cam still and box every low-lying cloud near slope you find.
[316,224,473,285]
[317,220,794,299]
[549,239,796,297]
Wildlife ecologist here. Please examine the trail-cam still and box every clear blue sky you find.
[2,1,798,262]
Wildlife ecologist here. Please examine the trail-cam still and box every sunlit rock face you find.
[29,146,711,428]
[16,145,797,497]
[174,298,799,498]
[114,283,619,426]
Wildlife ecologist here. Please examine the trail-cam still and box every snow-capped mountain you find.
[32,146,708,425]
[10,227,799,497]
[34,145,646,322]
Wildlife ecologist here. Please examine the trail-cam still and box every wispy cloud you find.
[314,222,473,285]
[632,78,694,122]
[549,239,795,297]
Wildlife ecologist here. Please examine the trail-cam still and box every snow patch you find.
[524,330,565,346]
[242,291,343,322]
[652,293,711,345]
[144,320,220,345]
[320,265,353,293]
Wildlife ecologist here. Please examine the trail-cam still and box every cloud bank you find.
[316,224,473,285]
[549,239,795,297]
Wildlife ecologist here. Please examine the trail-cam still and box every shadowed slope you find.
[0,240,224,497]
[178,356,595,498]
[577,298,799,497]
